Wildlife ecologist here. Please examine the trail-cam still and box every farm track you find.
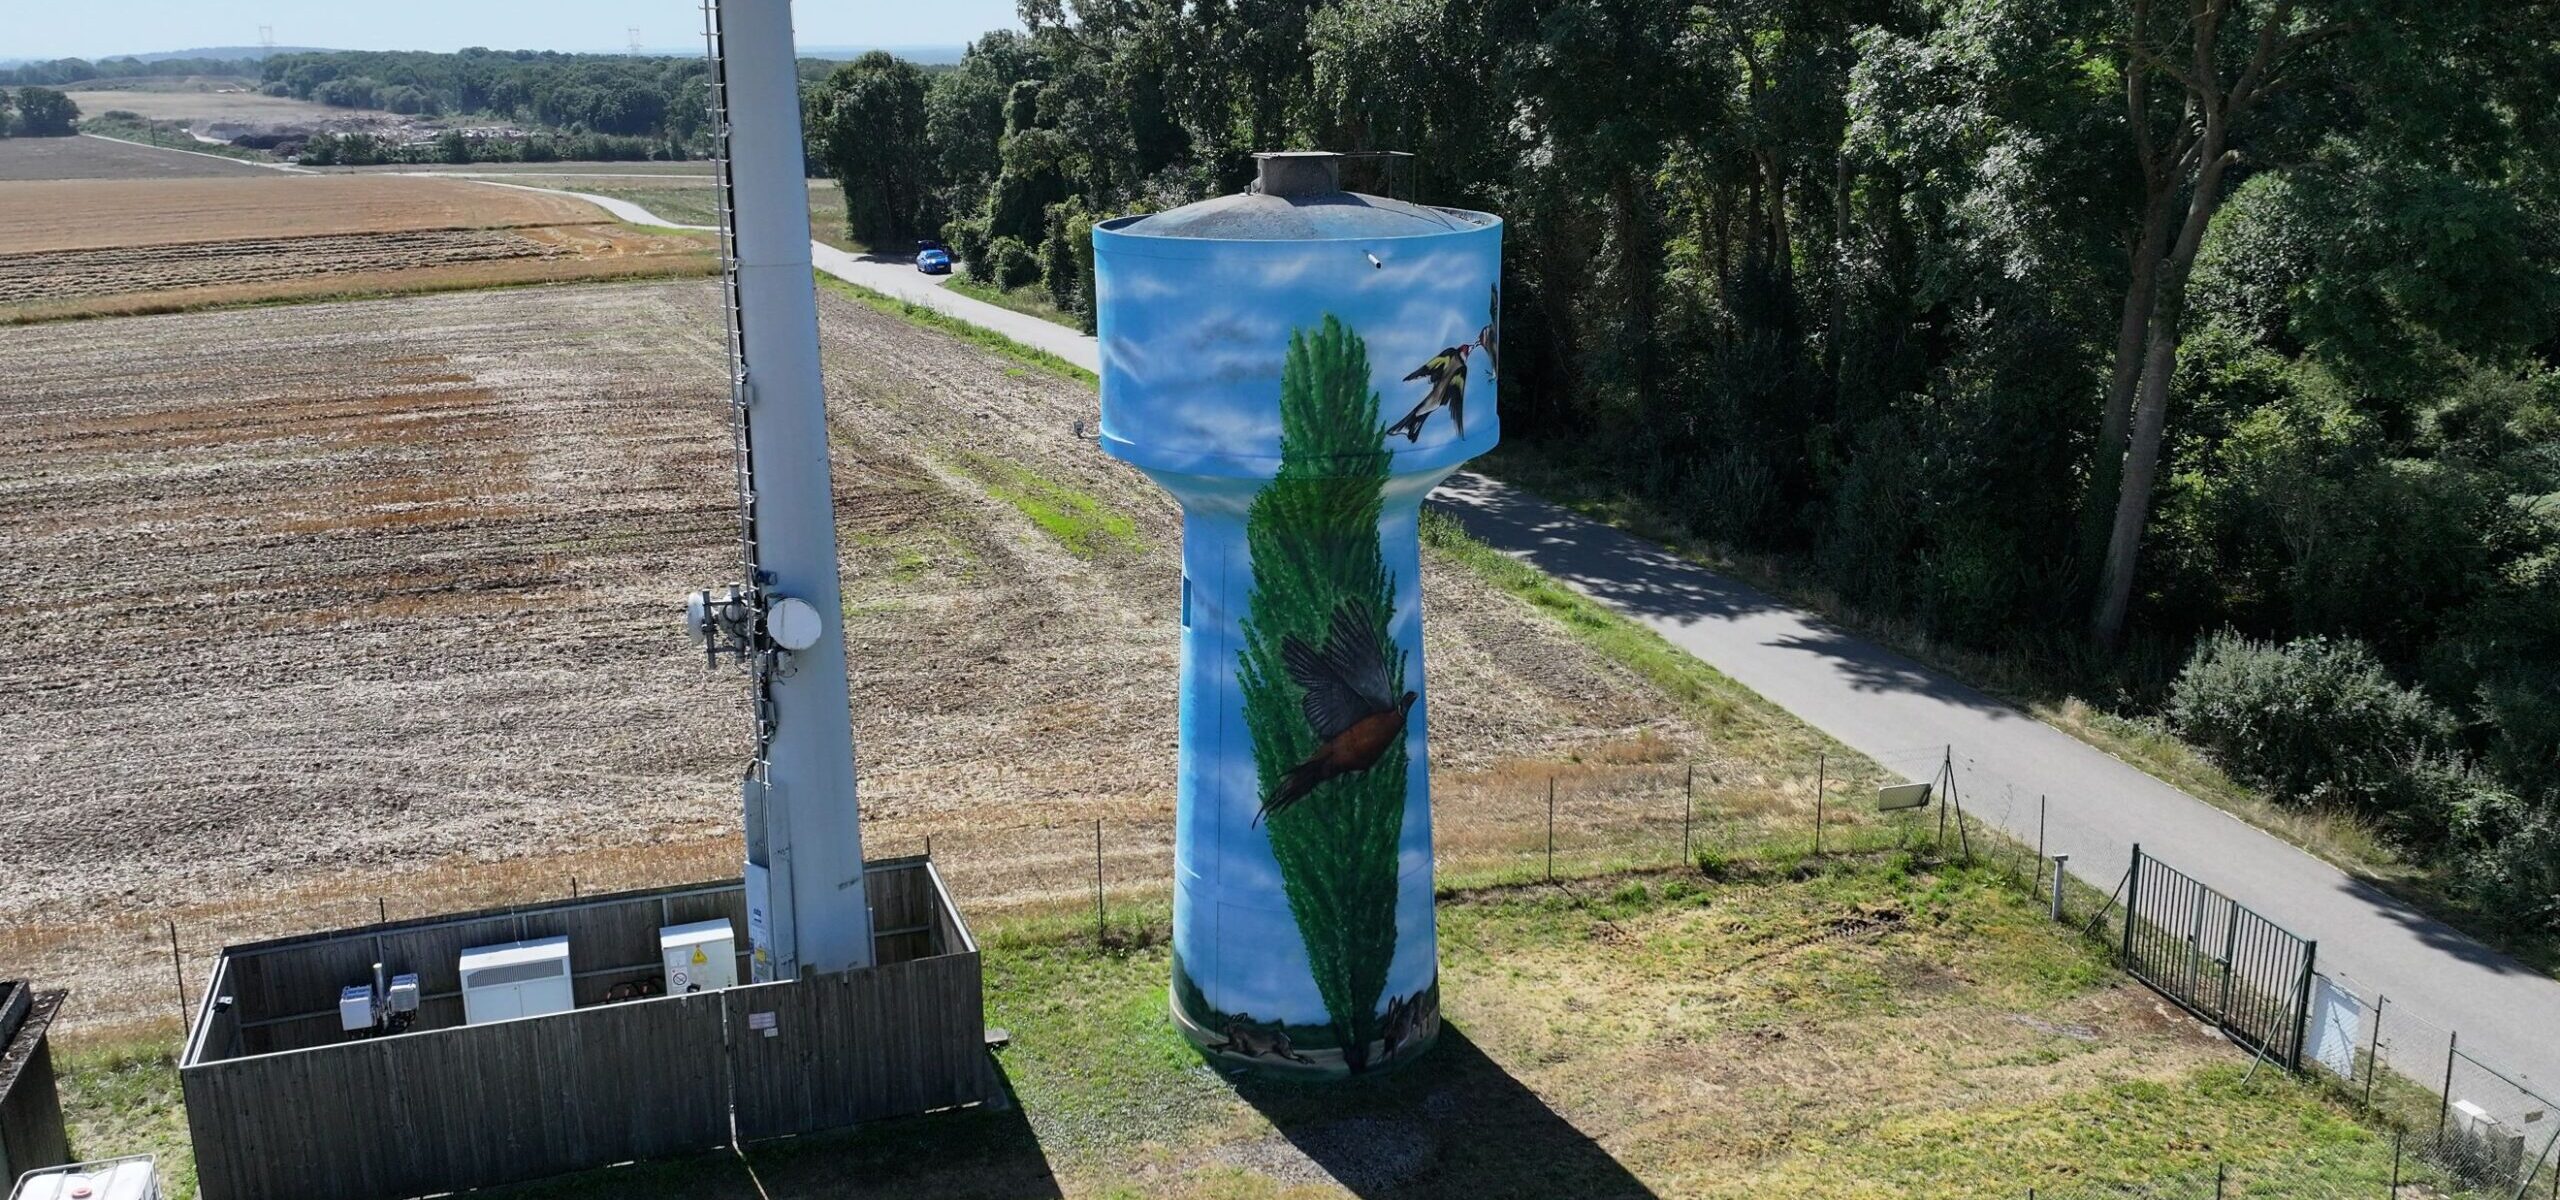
[2,279,1751,1037]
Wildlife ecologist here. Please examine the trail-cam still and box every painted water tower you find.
[1095,152,1501,1076]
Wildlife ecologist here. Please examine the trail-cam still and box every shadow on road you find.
[1426,472,2014,719]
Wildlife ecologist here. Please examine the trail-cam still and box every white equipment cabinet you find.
[660,919,739,994]
[10,1156,161,1200]
[459,936,575,1026]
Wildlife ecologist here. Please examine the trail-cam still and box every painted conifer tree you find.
[1237,314,1407,1066]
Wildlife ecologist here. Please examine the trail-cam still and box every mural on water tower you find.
[1096,200,1500,1076]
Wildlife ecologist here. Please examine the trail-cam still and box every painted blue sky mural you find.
[1096,205,1501,1074]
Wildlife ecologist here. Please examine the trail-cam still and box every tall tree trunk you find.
[1611,169,1659,402]
[1760,149,1793,280]
[2091,189,2171,503]
[2092,143,2234,646]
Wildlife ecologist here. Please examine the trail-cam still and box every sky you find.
[10,0,1025,61]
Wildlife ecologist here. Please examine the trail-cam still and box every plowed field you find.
[0,175,715,319]
[0,175,609,253]
[0,279,1837,1039]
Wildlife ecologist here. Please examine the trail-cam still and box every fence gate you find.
[2119,845,2317,1071]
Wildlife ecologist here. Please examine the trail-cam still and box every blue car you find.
[915,243,952,274]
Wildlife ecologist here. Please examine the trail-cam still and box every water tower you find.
[1095,152,1502,1075]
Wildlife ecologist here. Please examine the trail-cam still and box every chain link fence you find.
[14,741,2555,1200]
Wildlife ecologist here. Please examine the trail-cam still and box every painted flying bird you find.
[1482,282,1500,380]
[1256,602,1414,826]
[1384,340,1474,443]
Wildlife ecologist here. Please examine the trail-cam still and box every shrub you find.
[2448,787,2560,936]
[986,235,1038,291]
[2167,631,2455,811]
[943,215,992,284]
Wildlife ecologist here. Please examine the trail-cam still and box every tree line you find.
[810,0,2560,937]
[0,55,256,87]
[256,50,714,138]
[0,49,844,145]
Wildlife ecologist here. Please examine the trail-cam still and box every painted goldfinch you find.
[1385,341,1474,442]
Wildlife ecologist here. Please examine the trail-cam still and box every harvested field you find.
[0,175,611,253]
[0,277,1862,1041]
[62,86,379,126]
[0,175,716,320]
[0,134,271,182]
[0,224,716,320]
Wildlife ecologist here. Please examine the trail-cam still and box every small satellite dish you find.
[683,591,712,642]
[1877,782,1933,812]
[766,596,825,652]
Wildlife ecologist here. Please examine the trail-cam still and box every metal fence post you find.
[2363,994,2386,1110]
[2439,1029,2460,1148]
[2121,844,2143,965]
[2512,1121,2560,1200]
[1814,753,1826,857]
[1937,746,1952,845]
[166,918,190,1033]
[2035,795,2047,897]
[2392,1130,2403,1194]
[1094,819,1106,947]
[1546,776,1556,882]
[2215,1162,2225,1199]
[2050,855,2070,923]
[1682,764,1694,867]
[2290,941,2317,1071]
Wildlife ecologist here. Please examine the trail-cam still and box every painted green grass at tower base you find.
[1237,316,1413,1070]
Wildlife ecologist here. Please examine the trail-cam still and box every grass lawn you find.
[953,451,1146,559]
[946,276,1083,331]
[57,849,2486,1199]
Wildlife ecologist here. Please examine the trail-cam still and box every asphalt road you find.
[1427,471,2560,1119]
[489,177,2558,1121]
[455,179,1102,369]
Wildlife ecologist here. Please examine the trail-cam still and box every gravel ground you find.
[0,277,1709,1034]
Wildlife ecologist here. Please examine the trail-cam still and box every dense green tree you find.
[12,87,78,137]
[903,0,2560,926]
[812,53,939,245]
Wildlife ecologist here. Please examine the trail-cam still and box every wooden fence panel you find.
[1,988,71,1179]
[724,951,988,1141]
[184,990,730,1200]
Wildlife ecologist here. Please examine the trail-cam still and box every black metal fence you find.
[2119,845,2318,1072]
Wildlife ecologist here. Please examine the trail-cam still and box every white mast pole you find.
[707,0,873,977]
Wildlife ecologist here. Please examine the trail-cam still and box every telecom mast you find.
[686,0,874,980]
